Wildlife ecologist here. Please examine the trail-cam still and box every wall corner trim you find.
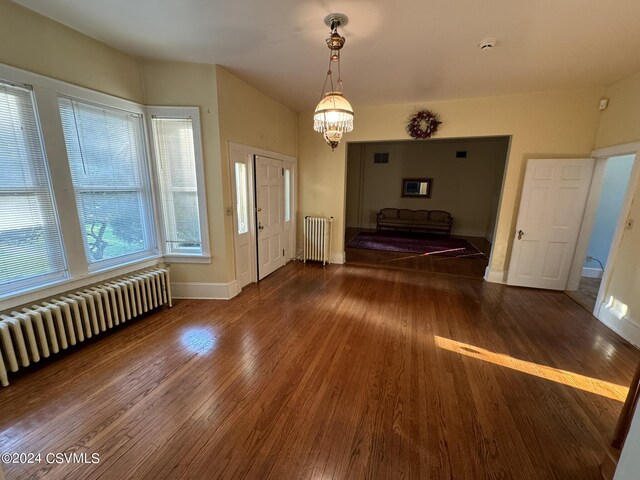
[330,251,346,265]
[171,281,239,300]
[484,268,507,284]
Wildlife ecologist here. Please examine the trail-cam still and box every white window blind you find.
[58,98,155,267]
[150,115,204,255]
[0,81,67,295]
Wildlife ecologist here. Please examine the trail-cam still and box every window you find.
[0,64,214,306]
[0,81,67,295]
[284,168,291,223]
[149,107,208,257]
[58,98,156,268]
[235,162,249,234]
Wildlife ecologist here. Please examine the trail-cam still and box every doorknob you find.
[258,223,264,231]
[257,207,262,212]
[517,230,524,240]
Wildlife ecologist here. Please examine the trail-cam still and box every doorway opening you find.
[229,143,296,292]
[344,136,509,279]
[566,152,637,313]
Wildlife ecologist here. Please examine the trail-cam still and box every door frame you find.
[570,142,640,316]
[228,142,297,289]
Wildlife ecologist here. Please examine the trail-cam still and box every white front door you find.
[507,158,595,290]
[255,155,285,280]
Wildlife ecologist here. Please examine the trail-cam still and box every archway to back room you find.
[344,136,510,279]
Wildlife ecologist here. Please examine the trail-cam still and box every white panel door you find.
[256,155,284,280]
[507,158,595,290]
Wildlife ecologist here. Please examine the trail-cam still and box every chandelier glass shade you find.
[313,15,354,151]
[313,91,354,148]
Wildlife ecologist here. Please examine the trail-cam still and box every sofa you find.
[376,208,453,235]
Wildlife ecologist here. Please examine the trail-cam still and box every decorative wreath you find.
[406,109,442,139]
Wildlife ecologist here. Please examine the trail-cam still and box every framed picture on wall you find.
[402,178,432,198]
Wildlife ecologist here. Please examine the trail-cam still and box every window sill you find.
[88,253,162,275]
[0,257,162,313]
[163,255,212,264]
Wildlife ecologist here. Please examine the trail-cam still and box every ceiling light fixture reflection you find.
[180,327,217,355]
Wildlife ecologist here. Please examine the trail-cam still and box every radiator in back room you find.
[303,216,333,265]
[0,267,172,387]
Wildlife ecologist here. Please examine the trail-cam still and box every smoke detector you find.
[478,38,497,51]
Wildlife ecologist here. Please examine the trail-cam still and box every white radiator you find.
[0,267,171,387]
[303,216,333,265]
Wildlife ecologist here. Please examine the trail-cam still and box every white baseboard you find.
[295,248,343,265]
[484,268,507,284]
[452,228,490,237]
[581,267,604,279]
[171,281,239,300]
[330,251,345,264]
[597,301,640,348]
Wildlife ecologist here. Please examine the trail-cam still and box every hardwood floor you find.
[566,276,602,313]
[345,228,491,279]
[0,262,638,479]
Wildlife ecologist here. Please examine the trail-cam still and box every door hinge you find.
[282,168,284,175]
[283,249,285,256]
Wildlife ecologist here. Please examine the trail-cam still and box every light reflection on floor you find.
[435,336,628,401]
[180,327,217,355]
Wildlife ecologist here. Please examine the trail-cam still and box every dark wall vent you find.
[456,150,468,159]
[374,153,389,164]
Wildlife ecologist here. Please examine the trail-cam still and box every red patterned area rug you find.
[347,232,485,258]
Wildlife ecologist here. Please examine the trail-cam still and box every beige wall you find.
[0,0,143,102]
[3,0,637,307]
[215,66,297,281]
[141,65,298,284]
[215,66,298,159]
[594,72,640,331]
[615,402,640,479]
[0,0,299,288]
[596,71,640,149]
[299,88,604,271]
[140,60,228,283]
[345,138,508,237]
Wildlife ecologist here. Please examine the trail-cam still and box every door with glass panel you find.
[232,151,253,289]
[231,149,293,289]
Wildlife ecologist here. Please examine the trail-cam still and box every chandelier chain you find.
[313,13,354,150]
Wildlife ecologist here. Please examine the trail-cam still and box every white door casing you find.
[255,155,285,280]
[231,150,254,290]
[507,158,595,290]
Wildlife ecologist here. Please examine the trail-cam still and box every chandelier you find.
[313,14,354,151]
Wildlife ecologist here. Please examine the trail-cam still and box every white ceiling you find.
[13,0,640,111]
